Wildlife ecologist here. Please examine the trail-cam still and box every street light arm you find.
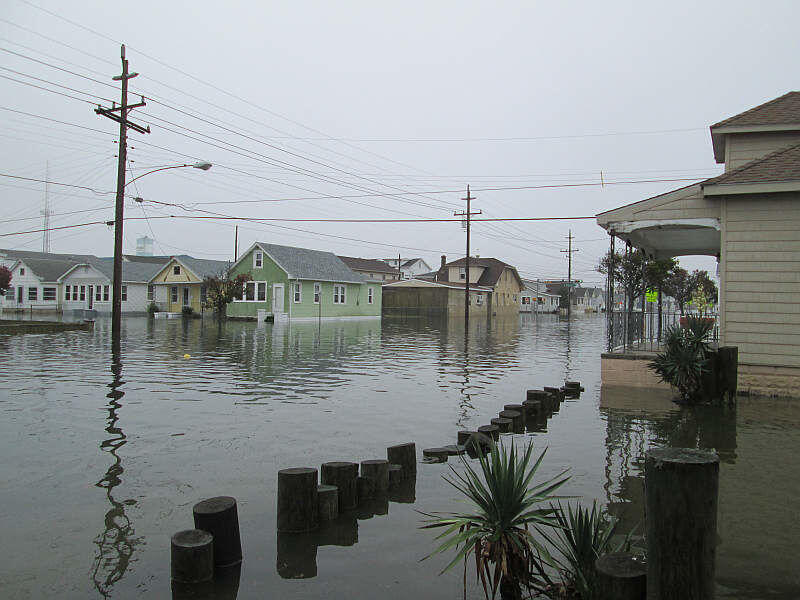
[124,161,212,188]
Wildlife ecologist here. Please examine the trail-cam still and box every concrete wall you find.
[382,286,488,317]
[601,353,671,389]
[724,132,800,171]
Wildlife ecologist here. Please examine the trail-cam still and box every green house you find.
[227,242,382,321]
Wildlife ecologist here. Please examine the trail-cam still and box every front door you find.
[272,284,284,313]
[17,286,23,304]
[88,285,93,309]
[183,287,190,307]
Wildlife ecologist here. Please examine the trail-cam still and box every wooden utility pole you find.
[95,44,149,341]
[397,253,401,281]
[454,185,481,328]
[561,229,579,318]
[234,225,239,261]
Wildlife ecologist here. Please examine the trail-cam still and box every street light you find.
[111,160,212,338]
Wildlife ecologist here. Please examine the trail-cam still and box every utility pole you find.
[41,161,50,253]
[397,253,401,281]
[560,229,579,318]
[95,44,150,341]
[454,185,481,328]
[234,225,239,261]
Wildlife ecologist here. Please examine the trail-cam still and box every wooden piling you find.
[277,467,319,533]
[504,403,525,427]
[477,424,500,441]
[361,459,390,493]
[357,475,375,502]
[645,447,719,600]
[192,496,242,567]
[490,417,513,433]
[457,430,476,445]
[422,447,450,462]
[387,442,417,481]
[276,531,317,579]
[321,462,358,512]
[464,432,493,459]
[595,552,646,600]
[388,464,402,487]
[499,409,523,433]
[317,484,338,522]
[171,529,214,583]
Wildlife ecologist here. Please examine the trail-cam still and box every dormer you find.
[710,91,800,171]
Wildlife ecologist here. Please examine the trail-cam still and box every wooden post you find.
[321,462,358,512]
[171,529,214,583]
[192,496,242,567]
[388,464,402,487]
[317,484,338,521]
[276,531,317,579]
[499,409,523,433]
[457,430,476,445]
[504,403,525,427]
[490,417,513,433]
[388,477,416,503]
[361,459,390,493]
[422,447,450,462]
[357,475,375,502]
[464,432,493,459]
[477,424,499,440]
[277,467,319,533]
[645,448,719,600]
[387,442,417,481]
[595,552,647,600]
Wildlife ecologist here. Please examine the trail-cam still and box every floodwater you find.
[0,314,797,599]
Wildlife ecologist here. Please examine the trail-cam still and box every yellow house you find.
[149,256,230,313]
[430,255,525,316]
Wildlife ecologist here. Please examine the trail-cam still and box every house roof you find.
[0,248,98,263]
[92,258,165,283]
[337,256,397,274]
[710,91,800,130]
[15,258,78,282]
[435,257,524,289]
[256,242,364,283]
[176,256,230,280]
[383,278,492,292]
[702,142,800,189]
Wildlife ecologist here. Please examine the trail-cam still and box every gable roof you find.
[0,248,98,263]
[254,242,364,283]
[14,258,78,282]
[176,256,230,280]
[435,257,524,289]
[337,256,397,274]
[711,92,800,130]
[702,142,800,190]
[92,258,165,283]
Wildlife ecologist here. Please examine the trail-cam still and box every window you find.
[254,251,263,268]
[171,286,178,303]
[121,286,127,302]
[245,281,255,301]
[103,285,109,301]
[459,267,466,280]
[96,287,102,302]
[475,294,484,305]
[313,282,321,304]
[368,287,374,304]
[80,285,86,301]
[65,285,71,301]
[257,282,266,302]
[147,285,154,301]
[173,265,181,275]
[293,282,301,303]
[28,287,38,301]
[183,287,189,306]
[333,284,346,304]
[43,287,56,302]
[200,286,207,305]
[19,267,25,275]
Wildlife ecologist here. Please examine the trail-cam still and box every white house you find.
[2,258,74,313]
[574,287,606,312]
[91,258,166,313]
[520,280,560,313]
[382,257,433,280]
[60,263,112,312]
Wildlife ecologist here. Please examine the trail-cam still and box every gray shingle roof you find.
[176,256,230,280]
[337,256,397,274]
[258,242,364,283]
[711,92,800,129]
[16,258,78,282]
[92,258,165,283]
[702,142,800,186]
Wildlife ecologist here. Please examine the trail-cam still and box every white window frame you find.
[368,287,374,304]
[95,286,102,302]
[28,287,37,301]
[19,267,25,276]
[254,251,263,268]
[459,267,466,280]
[171,286,178,303]
[475,293,484,305]
[65,285,71,301]
[121,285,127,302]
[80,285,86,301]
[147,285,154,301]
[313,282,321,304]
[333,284,346,304]
[257,282,266,302]
[103,285,109,301]
[173,265,181,275]
[43,287,56,302]
[234,281,269,302]
[293,282,302,303]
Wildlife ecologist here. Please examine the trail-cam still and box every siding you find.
[722,193,800,367]
[597,184,720,225]
[724,132,800,171]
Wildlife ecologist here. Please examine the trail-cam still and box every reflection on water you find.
[0,314,797,599]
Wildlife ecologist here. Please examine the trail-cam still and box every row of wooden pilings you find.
[421,380,584,462]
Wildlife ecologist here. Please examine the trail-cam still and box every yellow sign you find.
[645,289,658,303]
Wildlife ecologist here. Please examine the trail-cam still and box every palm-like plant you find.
[536,501,631,599]
[421,441,570,600]
[649,315,714,403]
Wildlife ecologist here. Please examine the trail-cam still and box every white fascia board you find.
[228,242,261,272]
[612,218,721,234]
[712,123,800,134]
[702,181,800,196]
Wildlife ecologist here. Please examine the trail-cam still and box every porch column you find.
[607,233,615,352]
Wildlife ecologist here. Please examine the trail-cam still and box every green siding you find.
[226,245,381,319]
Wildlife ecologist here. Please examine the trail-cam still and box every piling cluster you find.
[170,496,243,587]
[422,380,584,464]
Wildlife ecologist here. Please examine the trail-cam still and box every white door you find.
[272,284,284,313]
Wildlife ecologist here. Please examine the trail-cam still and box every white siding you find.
[724,132,800,171]
[722,193,800,367]
[62,265,109,311]
[1,262,54,310]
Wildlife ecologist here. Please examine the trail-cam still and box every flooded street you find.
[1,314,798,599]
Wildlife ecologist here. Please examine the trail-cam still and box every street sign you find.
[646,289,658,303]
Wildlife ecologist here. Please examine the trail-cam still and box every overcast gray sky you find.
[2,0,798,284]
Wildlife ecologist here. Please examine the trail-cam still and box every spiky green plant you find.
[421,441,570,600]
[648,315,714,403]
[536,501,632,599]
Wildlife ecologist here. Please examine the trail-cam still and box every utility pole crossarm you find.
[560,230,580,318]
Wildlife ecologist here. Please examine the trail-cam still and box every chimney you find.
[440,254,446,269]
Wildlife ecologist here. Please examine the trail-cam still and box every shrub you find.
[147,302,159,314]
[648,315,714,403]
[181,306,194,316]
[421,441,570,600]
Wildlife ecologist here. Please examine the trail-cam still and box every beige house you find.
[337,256,399,282]
[150,256,230,313]
[382,278,492,317]
[597,91,800,397]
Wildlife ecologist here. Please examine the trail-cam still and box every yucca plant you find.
[649,315,714,403]
[536,501,632,599]
[421,441,570,600]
